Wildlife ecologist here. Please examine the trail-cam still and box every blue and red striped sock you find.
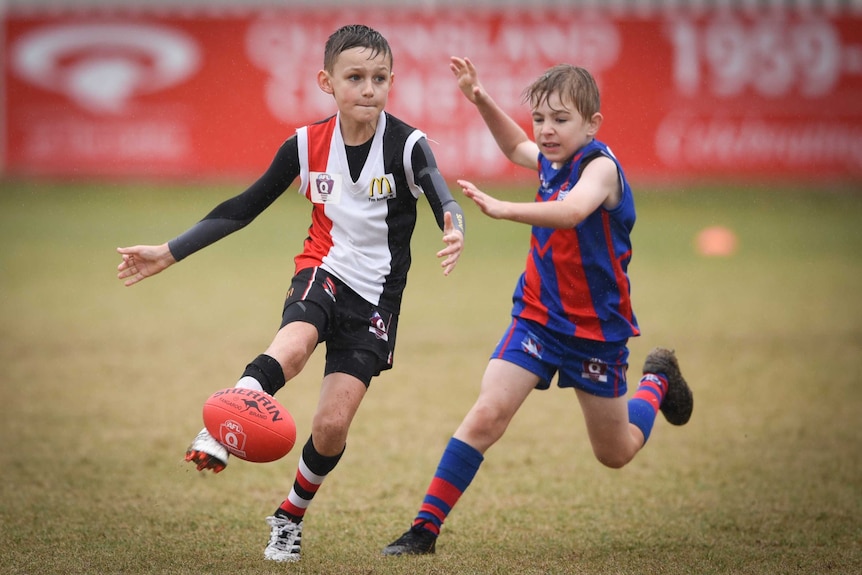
[627,373,668,443]
[414,437,484,535]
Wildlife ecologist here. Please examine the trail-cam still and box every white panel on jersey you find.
[318,112,393,306]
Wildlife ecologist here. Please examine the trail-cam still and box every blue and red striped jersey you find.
[511,139,640,342]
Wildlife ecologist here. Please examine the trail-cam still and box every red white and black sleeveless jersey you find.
[294,111,426,313]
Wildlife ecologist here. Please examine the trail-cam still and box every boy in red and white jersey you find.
[117,24,465,563]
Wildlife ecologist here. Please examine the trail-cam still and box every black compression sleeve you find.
[168,137,300,261]
[411,138,465,236]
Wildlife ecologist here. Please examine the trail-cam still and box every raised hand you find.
[458,179,508,220]
[437,211,464,276]
[449,56,487,105]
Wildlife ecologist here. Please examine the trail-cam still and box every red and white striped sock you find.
[276,436,343,522]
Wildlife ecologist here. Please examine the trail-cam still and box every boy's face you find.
[318,47,393,127]
[531,91,601,166]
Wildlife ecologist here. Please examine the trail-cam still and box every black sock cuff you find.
[302,435,345,476]
[242,354,285,395]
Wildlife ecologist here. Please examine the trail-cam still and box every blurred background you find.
[3,0,861,187]
[2,4,861,573]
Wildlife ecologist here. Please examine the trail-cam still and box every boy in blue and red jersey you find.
[383,58,693,555]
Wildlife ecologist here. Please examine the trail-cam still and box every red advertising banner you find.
[3,7,862,183]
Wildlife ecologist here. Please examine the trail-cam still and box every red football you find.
[202,388,297,463]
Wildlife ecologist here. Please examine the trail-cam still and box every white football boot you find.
[184,428,229,473]
[264,516,302,562]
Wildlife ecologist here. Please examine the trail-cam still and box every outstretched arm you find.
[115,137,300,287]
[458,155,620,228]
[167,138,300,261]
[450,56,538,170]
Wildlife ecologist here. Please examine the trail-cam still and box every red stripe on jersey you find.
[307,117,337,175]
[520,228,603,340]
[603,210,639,335]
[521,237,549,326]
[294,118,338,273]
[294,207,334,271]
[518,184,559,327]
[554,229,604,340]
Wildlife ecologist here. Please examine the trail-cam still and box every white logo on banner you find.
[11,23,200,114]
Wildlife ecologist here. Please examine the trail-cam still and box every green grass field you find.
[1,180,860,575]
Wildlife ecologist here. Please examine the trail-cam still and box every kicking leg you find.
[185,320,319,473]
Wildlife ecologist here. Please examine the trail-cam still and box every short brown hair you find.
[522,64,600,119]
[323,24,393,72]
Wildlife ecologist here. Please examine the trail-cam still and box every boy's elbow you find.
[558,209,586,229]
[503,149,522,164]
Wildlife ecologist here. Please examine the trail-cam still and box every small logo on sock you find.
[641,373,665,391]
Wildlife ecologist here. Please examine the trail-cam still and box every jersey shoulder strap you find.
[296,115,338,197]
[383,113,426,197]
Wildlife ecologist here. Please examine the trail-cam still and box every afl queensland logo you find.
[219,419,248,458]
[309,172,342,204]
[9,23,200,114]
[315,173,335,201]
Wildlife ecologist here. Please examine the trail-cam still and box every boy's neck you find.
[340,116,379,146]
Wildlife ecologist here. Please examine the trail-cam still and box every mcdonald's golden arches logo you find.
[368,174,396,201]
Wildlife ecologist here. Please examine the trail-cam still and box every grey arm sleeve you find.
[412,137,465,236]
[168,137,300,261]
[168,218,247,262]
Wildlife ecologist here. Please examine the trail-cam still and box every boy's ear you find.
[317,70,334,94]
[587,112,603,136]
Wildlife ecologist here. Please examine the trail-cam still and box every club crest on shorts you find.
[520,332,543,359]
[368,311,389,341]
[323,276,337,302]
[582,358,608,382]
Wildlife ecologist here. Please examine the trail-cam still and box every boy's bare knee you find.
[594,448,633,469]
[457,405,508,450]
[311,415,349,453]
